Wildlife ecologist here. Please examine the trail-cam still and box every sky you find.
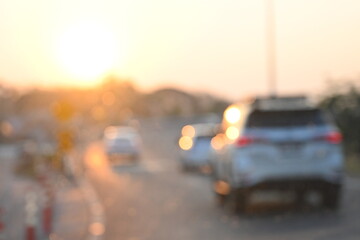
[0,0,360,100]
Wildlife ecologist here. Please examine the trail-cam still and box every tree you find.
[319,82,360,155]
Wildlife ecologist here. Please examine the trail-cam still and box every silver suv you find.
[210,96,344,212]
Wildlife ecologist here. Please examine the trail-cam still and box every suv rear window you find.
[246,109,326,128]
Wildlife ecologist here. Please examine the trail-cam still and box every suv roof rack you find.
[252,96,314,111]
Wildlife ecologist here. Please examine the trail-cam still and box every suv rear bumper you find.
[235,178,342,192]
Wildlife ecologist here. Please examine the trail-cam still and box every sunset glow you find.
[0,1,360,98]
[54,21,118,84]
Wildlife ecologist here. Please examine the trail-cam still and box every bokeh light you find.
[225,126,239,140]
[89,222,105,236]
[179,136,193,150]
[224,106,241,124]
[0,121,13,137]
[211,134,225,151]
[181,125,196,137]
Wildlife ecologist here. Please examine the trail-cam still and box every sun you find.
[55,21,118,84]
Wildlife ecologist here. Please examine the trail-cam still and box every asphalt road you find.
[84,117,360,240]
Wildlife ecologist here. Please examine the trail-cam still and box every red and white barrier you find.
[37,175,54,235]
[25,192,38,240]
[0,208,5,240]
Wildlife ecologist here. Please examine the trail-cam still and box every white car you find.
[211,96,344,212]
[178,123,219,171]
[103,126,142,162]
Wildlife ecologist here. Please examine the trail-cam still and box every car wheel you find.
[225,189,248,214]
[181,164,190,172]
[214,192,227,207]
[295,189,306,207]
[322,185,341,210]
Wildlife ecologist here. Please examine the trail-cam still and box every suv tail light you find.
[236,136,266,147]
[236,136,253,147]
[315,131,342,144]
[323,131,343,144]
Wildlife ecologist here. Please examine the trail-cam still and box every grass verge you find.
[345,154,360,177]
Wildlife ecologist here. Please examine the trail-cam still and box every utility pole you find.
[265,0,277,97]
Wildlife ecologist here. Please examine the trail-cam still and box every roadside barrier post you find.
[0,208,5,240]
[37,176,54,234]
[25,192,38,240]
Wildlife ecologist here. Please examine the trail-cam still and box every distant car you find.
[103,126,142,162]
[211,96,344,211]
[178,123,219,172]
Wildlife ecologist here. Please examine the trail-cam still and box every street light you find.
[265,0,277,97]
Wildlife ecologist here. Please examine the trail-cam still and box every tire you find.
[214,192,227,207]
[322,185,341,210]
[295,189,306,207]
[212,179,229,207]
[225,189,248,214]
[181,164,190,172]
